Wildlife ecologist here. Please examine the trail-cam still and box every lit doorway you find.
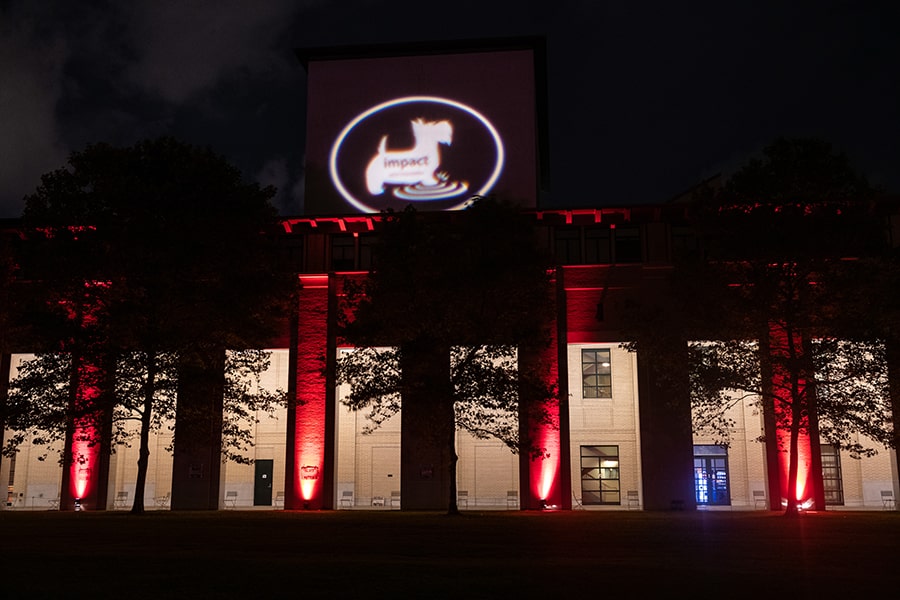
[693,445,730,506]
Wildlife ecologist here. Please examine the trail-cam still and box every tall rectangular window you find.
[584,228,611,264]
[331,235,356,271]
[554,228,581,264]
[581,445,620,505]
[358,234,376,270]
[582,348,612,398]
[821,444,844,505]
[613,227,641,263]
[671,225,699,261]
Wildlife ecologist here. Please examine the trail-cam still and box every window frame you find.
[820,443,844,505]
[580,445,621,505]
[581,348,612,399]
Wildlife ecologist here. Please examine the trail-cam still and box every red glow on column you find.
[70,363,102,502]
[532,418,560,502]
[63,282,110,508]
[523,372,563,508]
[292,275,330,508]
[521,268,565,510]
[769,324,813,507]
[776,426,812,503]
[300,465,320,501]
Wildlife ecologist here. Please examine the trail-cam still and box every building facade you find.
[3,206,897,512]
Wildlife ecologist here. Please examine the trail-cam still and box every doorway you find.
[693,445,730,506]
[254,460,274,506]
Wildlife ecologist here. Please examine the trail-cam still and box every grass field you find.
[2,509,898,599]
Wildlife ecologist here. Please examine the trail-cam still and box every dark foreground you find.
[1,509,897,599]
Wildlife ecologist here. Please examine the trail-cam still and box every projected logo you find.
[330,96,505,213]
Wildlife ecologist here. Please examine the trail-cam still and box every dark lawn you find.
[1,509,897,599]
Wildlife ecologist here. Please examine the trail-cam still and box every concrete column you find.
[636,339,696,511]
[285,274,334,510]
[170,348,225,510]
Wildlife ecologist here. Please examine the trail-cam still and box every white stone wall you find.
[2,354,64,510]
[567,343,643,509]
[3,347,897,511]
[219,349,289,509]
[691,389,768,509]
[828,433,897,510]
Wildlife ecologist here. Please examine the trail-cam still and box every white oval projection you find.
[329,96,505,213]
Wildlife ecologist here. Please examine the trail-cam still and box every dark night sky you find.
[1,0,897,217]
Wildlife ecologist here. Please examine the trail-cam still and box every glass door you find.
[693,446,730,506]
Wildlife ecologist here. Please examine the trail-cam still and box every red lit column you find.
[519,267,570,510]
[762,322,823,511]
[285,274,335,509]
[58,282,113,511]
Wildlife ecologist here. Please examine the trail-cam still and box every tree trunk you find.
[447,424,459,515]
[887,337,900,487]
[783,328,802,517]
[131,351,157,515]
[784,393,802,516]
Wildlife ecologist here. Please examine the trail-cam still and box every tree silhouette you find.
[628,138,892,514]
[13,137,290,512]
[335,199,557,513]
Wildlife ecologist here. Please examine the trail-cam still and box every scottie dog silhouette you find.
[366,119,453,195]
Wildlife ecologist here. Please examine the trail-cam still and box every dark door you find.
[254,460,274,506]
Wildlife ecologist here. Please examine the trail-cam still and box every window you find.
[693,445,730,505]
[582,349,612,398]
[358,234,376,270]
[821,444,844,505]
[671,226,699,260]
[331,235,355,271]
[584,228,611,264]
[581,445,620,505]
[613,227,641,263]
[278,237,304,271]
[554,227,581,264]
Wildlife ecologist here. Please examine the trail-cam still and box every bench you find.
[753,490,767,509]
[626,490,640,509]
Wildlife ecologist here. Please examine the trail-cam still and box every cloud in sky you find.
[0,0,897,218]
[0,0,315,217]
[124,0,309,105]
[0,5,69,214]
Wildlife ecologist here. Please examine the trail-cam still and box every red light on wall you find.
[291,275,330,509]
[532,423,560,502]
[769,324,813,508]
[775,426,812,504]
[69,363,102,504]
[300,465,320,501]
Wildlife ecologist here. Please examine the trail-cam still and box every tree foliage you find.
[3,350,284,465]
[628,138,892,514]
[687,338,892,457]
[335,199,557,512]
[338,344,526,451]
[11,137,291,512]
